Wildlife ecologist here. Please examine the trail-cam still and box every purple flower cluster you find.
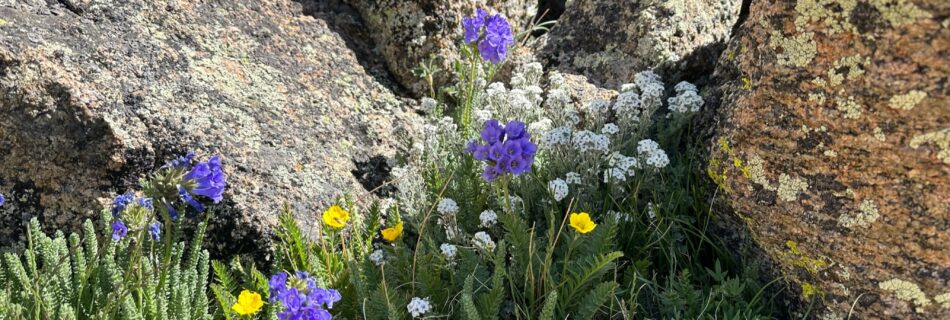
[462,8,514,64]
[269,271,341,320]
[466,120,537,181]
[110,192,155,242]
[0,194,4,206]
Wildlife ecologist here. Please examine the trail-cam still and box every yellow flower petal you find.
[322,205,350,229]
[381,222,404,242]
[232,289,264,316]
[569,212,596,234]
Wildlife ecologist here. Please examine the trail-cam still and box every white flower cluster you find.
[634,70,665,111]
[668,81,703,113]
[540,126,572,148]
[407,297,432,318]
[565,172,582,184]
[601,123,620,135]
[472,231,496,252]
[548,178,569,201]
[496,195,523,212]
[604,152,640,183]
[479,209,498,228]
[638,139,670,169]
[647,202,658,220]
[369,249,385,266]
[437,198,459,215]
[440,243,457,259]
[571,130,610,153]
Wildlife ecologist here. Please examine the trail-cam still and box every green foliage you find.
[0,211,211,320]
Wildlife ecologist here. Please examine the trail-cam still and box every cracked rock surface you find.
[0,0,421,256]
[709,0,949,317]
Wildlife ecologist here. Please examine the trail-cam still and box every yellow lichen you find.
[769,31,817,67]
[0,18,8,27]
[873,127,887,142]
[879,278,930,307]
[836,96,862,119]
[808,92,826,104]
[741,76,752,90]
[869,0,932,27]
[802,282,824,300]
[794,0,858,34]
[935,293,950,309]
[910,128,950,164]
[777,173,808,202]
[785,240,830,274]
[888,90,927,110]
[838,199,881,228]
[823,149,838,157]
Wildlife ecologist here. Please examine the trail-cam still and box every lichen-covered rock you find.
[0,0,420,256]
[538,0,741,88]
[343,0,537,96]
[709,0,949,317]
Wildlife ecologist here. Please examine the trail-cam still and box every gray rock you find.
[0,0,421,256]
[538,0,741,88]
[343,0,538,97]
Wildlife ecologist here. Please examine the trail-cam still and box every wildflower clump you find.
[466,119,538,181]
[232,290,264,316]
[269,271,341,320]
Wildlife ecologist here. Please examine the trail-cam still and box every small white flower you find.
[407,297,432,318]
[528,118,553,137]
[565,172,582,184]
[585,99,610,114]
[541,127,572,147]
[674,81,698,93]
[647,202,658,220]
[440,243,458,258]
[572,130,610,153]
[479,210,498,228]
[420,97,438,114]
[473,231,496,252]
[548,179,569,201]
[437,198,459,215]
[369,249,385,266]
[645,150,670,168]
[601,123,620,135]
[637,139,661,154]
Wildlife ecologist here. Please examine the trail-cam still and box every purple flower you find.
[502,140,522,157]
[148,222,161,241]
[178,185,205,212]
[504,120,526,140]
[0,194,4,206]
[462,8,488,43]
[165,151,195,169]
[465,140,479,153]
[184,156,227,203]
[112,193,134,217]
[165,202,179,220]
[468,119,537,182]
[269,272,289,301]
[112,220,128,241]
[478,14,514,64]
[480,120,504,144]
[137,197,154,211]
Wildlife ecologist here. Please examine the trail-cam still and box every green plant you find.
[0,211,211,319]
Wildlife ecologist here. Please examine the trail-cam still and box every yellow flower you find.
[381,222,403,242]
[232,289,264,316]
[322,205,349,229]
[569,212,596,234]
